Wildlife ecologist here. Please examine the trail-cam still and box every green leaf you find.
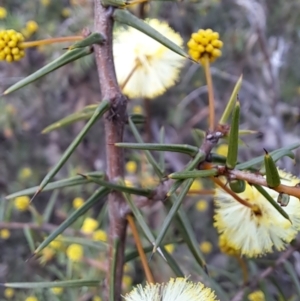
[113,9,188,59]
[129,113,145,124]
[161,246,184,277]
[115,143,199,156]
[167,151,206,196]
[128,118,163,178]
[80,174,153,197]
[36,100,110,195]
[43,190,58,223]
[226,102,240,169]
[5,171,104,200]
[173,206,206,271]
[253,184,291,222]
[68,32,105,50]
[264,149,281,187]
[3,279,101,289]
[42,105,97,134]
[219,74,242,125]
[109,238,119,301]
[169,169,218,180]
[153,179,193,254]
[235,143,300,170]
[122,186,156,246]
[283,261,300,296]
[23,226,35,253]
[33,187,109,255]
[3,48,92,95]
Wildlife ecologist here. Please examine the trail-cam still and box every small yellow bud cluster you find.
[0,30,25,63]
[187,29,223,64]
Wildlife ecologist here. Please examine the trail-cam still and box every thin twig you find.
[127,215,154,283]
[203,55,215,131]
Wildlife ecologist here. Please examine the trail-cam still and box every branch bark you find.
[93,3,128,300]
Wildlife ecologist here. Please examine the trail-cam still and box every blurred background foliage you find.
[1,0,300,300]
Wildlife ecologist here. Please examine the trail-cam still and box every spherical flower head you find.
[25,296,38,301]
[93,297,102,301]
[0,6,7,19]
[200,241,213,254]
[126,161,137,174]
[66,243,84,262]
[187,29,223,64]
[113,19,185,99]
[165,244,175,254]
[51,287,64,295]
[196,199,208,212]
[19,167,33,180]
[81,217,99,234]
[4,288,14,299]
[123,277,219,301]
[248,290,265,301]
[214,170,300,257]
[72,197,84,209]
[26,20,39,34]
[14,195,30,211]
[0,229,11,239]
[92,229,107,241]
[0,29,25,62]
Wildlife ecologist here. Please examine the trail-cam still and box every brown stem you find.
[127,215,154,283]
[203,55,215,131]
[94,3,128,301]
[21,36,83,48]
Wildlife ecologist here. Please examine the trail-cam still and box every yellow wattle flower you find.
[4,288,14,299]
[214,169,300,257]
[187,29,223,64]
[26,20,39,34]
[72,197,84,209]
[14,195,30,211]
[66,244,84,262]
[81,217,99,234]
[113,19,185,99]
[92,229,107,241]
[126,161,137,174]
[0,29,25,62]
[51,287,64,295]
[248,290,265,301]
[200,241,213,254]
[0,6,7,19]
[0,229,11,239]
[124,278,219,301]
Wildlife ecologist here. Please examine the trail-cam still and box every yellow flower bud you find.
[26,20,39,34]
[4,288,14,299]
[0,29,25,62]
[66,244,84,262]
[14,196,30,211]
[0,229,11,239]
[187,28,223,64]
[0,7,7,19]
